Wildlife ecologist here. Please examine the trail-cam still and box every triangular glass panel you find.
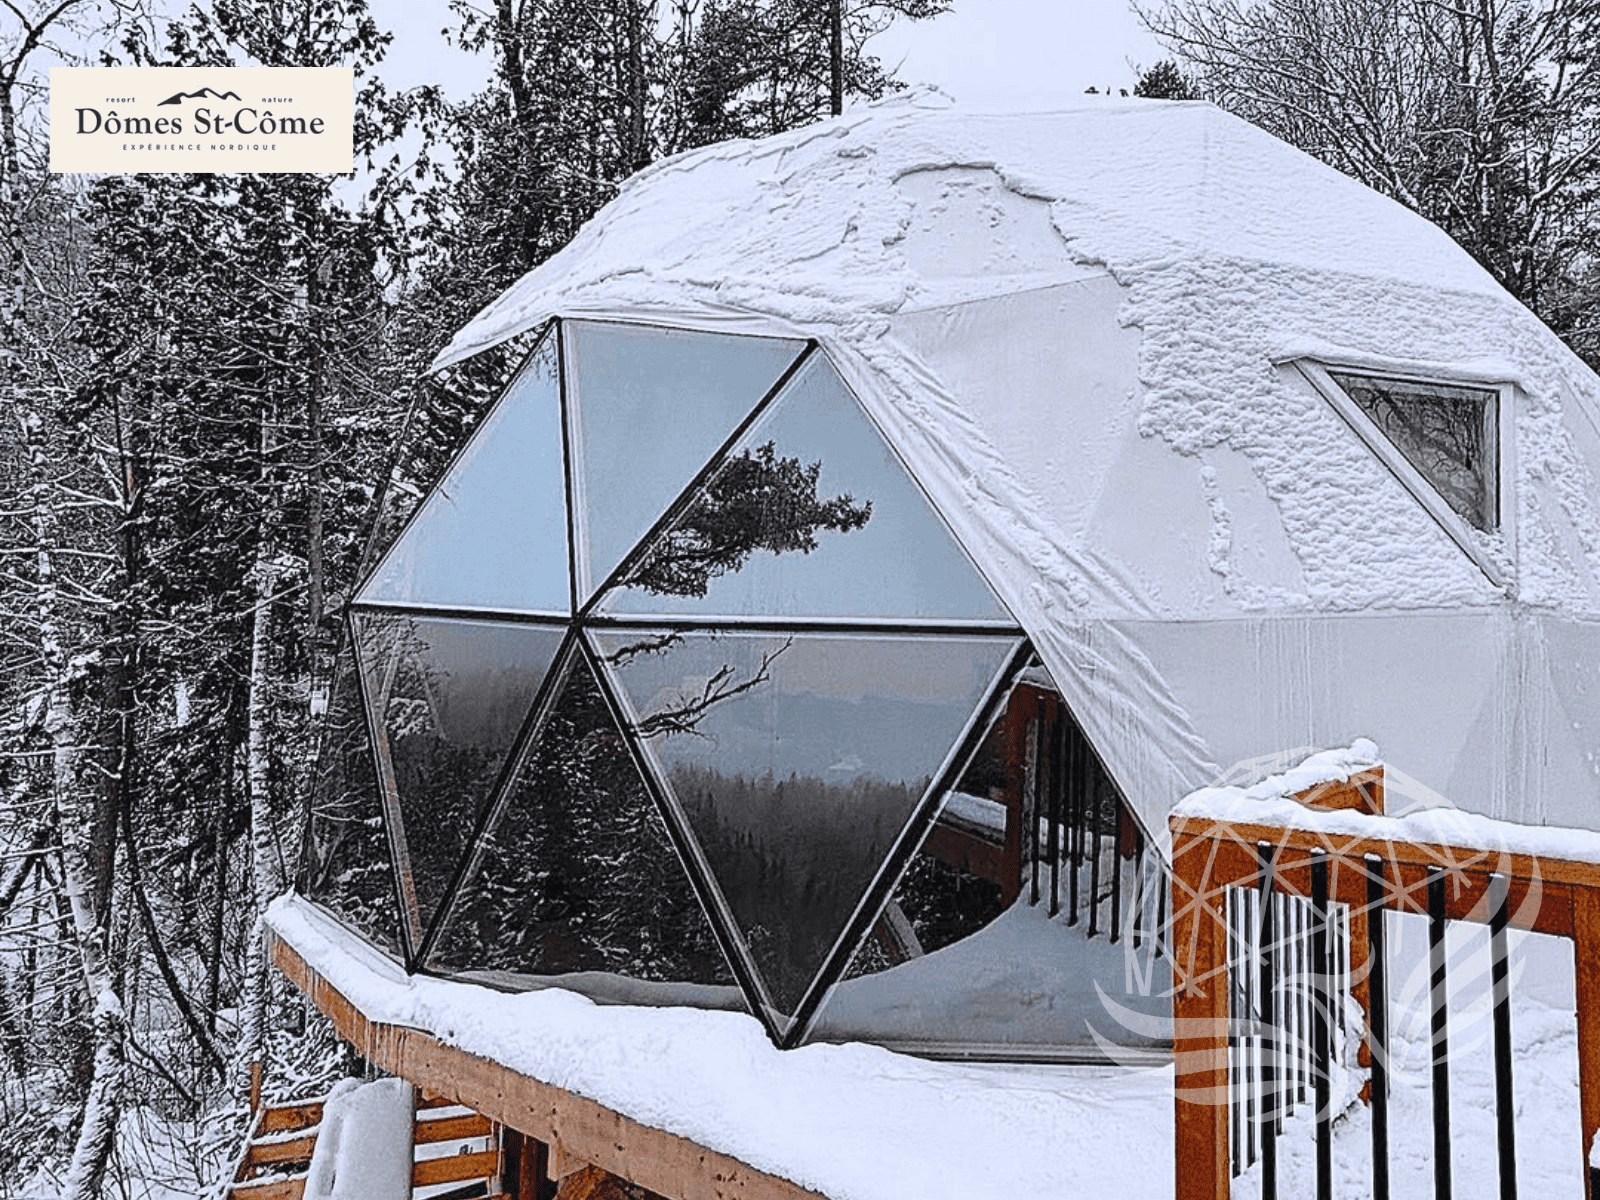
[598,353,1012,622]
[429,649,740,1009]
[299,649,405,958]
[564,320,806,601]
[593,627,1020,1029]
[1328,370,1499,532]
[360,326,549,587]
[351,611,565,954]
[357,329,569,614]
[808,667,1171,1055]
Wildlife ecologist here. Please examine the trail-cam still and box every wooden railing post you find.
[1576,887,1600,1200]
[503,1128,552,1200]
[1172,828,1229,1200]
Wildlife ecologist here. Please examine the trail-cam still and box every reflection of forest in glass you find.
[301,659,403,956]
[432,658,731,987]
[604,628,1020,1019]
[846,855,1005,980]
[308,324,1046,1049]
[671,764,923,1014]
[356,615,561,941]
[1331,371,1497,530]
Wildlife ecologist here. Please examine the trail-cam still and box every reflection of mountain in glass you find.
[600,628,1020,1025]
[671,764,924,1015]
[433,658,732,989]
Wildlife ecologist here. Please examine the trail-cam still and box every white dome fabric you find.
[432,96,1600,846]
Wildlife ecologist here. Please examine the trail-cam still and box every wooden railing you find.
[1170,772,1600,1200]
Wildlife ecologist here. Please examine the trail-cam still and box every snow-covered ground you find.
[266,892,1582,1200]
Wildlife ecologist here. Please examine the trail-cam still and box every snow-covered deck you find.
[272,876,1587,1200]
[265,894,1175,1199]
[268,884,1586,1199]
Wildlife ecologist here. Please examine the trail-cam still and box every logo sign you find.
[51,67,353,174]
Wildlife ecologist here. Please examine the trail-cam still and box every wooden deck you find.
[268,931,828,1200]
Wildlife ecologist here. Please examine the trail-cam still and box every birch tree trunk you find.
[238,548,287,1102]
[20,409,126,1200]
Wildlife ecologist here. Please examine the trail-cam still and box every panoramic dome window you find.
[299,316,1168,1059]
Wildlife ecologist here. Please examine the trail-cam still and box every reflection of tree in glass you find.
[361,619,524,929]
[607,436,872,733]
[1331,374,1495,530]
[624,441,872,597]
[593,442,879,1006]
[438,438,877,990]
[302,661,403,955]
[611,635,792,741]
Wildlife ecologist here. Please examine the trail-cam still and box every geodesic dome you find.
[297,96,1600,1060]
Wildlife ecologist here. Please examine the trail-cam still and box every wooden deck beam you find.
[268,931,827,1200]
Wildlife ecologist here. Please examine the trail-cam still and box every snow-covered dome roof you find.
[434,95,1600,841]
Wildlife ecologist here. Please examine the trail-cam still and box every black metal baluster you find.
[1068,726,1082,924]
[1133,828,1146,949]
[1312,850,1332,1200]
[1244,888,1257,1172]
[1111,807,1124,943]
[1046,706,1061,917]
[1028,716,1041,907]
[1489,872,1517,1200]
[1367,856,1390,1200]
[1298,896,1309,1107]
[1429,866,1453,1200]
[1282,895,1295,1116]
[1258,843,1278,1200]
[1088,776,1102,938]
[1068,729,1081,928]
[1230,889,1242,1178]
[1290,896,1303,1109]
[1277,891,1289,1132]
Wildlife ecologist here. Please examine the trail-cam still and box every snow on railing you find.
[1169,744,1600,1200]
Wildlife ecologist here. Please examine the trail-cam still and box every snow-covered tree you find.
[1139,0,1600,361]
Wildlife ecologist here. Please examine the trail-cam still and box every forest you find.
[3,0,1600,1194]
[0,1,943,1194]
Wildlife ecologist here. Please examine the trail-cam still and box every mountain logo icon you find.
[158,87,243,106]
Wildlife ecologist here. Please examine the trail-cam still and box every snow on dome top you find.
[425,99,1600,843]
[437,99,1504,367]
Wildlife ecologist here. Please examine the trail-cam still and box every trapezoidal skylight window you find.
[300,316,1169,1061]
[1327,370,1500,532]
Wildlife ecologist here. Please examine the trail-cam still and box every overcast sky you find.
[366,0,1165,108]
